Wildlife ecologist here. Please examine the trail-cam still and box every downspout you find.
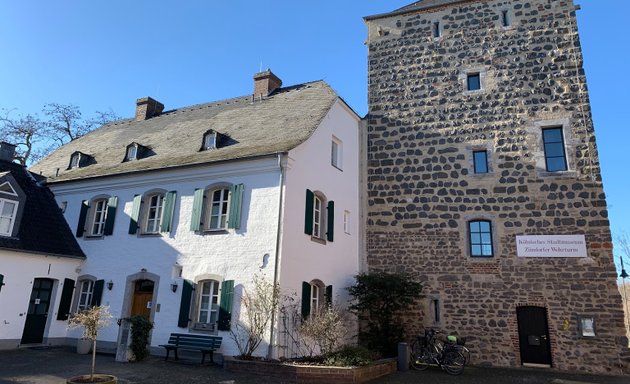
[267,152,287,359]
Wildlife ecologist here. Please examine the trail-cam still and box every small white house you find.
[29,71,361,359]
[0,143,85,349]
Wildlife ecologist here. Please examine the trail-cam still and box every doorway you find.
[517,306,552,367]
[131,279,154,318]
[21,278,54,344]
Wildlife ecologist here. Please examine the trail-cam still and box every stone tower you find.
[364,0,629,373]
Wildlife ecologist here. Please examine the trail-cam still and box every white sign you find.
[516,235,587,258]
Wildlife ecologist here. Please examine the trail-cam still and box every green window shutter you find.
[76,200,89,237]
[128,194,142,234]
[326,200,335,242]
[190,188,204,231]
[178,280,194,328]
[301,281,311,319]
[217,280,235,331]
[0,274,4,293]
[91,279,104,307]
[56,278,75,320]
[304,189,314,235]
[103,196,118,236]
[325,285,333,307]
[160,191,177,233]
[227,184,244,229]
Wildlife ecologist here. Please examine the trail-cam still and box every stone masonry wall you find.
[365,0,628,374]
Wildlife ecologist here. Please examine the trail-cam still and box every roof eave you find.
[364,0,472,21]
[0,247,86,260]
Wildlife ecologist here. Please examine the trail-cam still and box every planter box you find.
[224,357,397,384]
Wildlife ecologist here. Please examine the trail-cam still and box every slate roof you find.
[31,81,341,183]
[0,160,85,259]
[364,0,471,21]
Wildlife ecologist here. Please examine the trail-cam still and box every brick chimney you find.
[135,97,165,121]
[253,70,282,99]
[0,142,16,162]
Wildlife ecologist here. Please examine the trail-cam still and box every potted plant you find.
[67,305,117,384]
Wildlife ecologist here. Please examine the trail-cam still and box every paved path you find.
[0,347,627,384]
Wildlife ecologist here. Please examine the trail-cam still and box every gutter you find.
[267,152,287,359]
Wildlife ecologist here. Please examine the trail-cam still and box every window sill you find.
[84,235,105,240]
[201,229,229,235]
[310,236,326,245]
[138,232,162,237]
[332,164,343,172]
[470,172,493,177]
[538,170,577,178]
[463,89,484,96]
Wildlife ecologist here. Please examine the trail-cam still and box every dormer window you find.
[0,181,17,196]
[123,142,150,162]
[0,198,18,236]
[68,151,92,170]
[202,131,218,150]
[126,145,138,161]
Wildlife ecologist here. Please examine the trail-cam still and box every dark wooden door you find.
[517,306,552,366]
[131,280,154,318]
[21,278,54,344]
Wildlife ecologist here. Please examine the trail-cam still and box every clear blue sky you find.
[1,1,628,269]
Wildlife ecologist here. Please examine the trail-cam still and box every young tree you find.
[347,271,422,357]
[68,306,113,382]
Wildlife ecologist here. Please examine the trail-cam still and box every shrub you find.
[129,315,154,361]
[323,345,375,367]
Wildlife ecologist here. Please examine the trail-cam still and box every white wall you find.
[280,100,361,307]
[0,250,81,348]
[50,157,282,357]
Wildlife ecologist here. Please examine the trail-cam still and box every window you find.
[126,145,137,161]
[433,21,441,38]
[469,220,493,257]
[542,127,567,172]
[0,198,18,236]
[90,199,108,236]
[331,137,342,170]
[343,210,350,234]
[196,280,220,330]
[501,10,511,27]
[304,189,334,242]
[203,132,217,150]
[310,283,321,315]
[0,182,17,196]
[467,73,481,91]
[208,188,230,230]
[301,280,332,319]
[77,280,94,311]
[145,193,165,233]
[473,150,489,174]
[432,298,441,323]
[69,153,80,169]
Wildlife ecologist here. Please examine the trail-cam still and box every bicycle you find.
[410,329,466,375]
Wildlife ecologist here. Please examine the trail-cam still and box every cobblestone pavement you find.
[0,347,627,384]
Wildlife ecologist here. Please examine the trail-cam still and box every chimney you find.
[253,70,282,99]
[0,142,16,162]
[135,97,165,121]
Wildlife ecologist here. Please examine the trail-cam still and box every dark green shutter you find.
[0,274,4,293]
[326,200,335,242]
[91,279,104,307]
[228,184,244,229]
[178,280,194,328]
[103,196,118,236]
[190,188,204,231]
[217,280,235,331]
[160,191,177,233]
[56,278,75,320]
[304,189,314,235]
[76,200,89,237]
[301,281,311,319]
[325,285,333,307]
[128,194,142,234]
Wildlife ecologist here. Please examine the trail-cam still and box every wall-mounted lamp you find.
[170,281,178,293]
[107,280,114,291]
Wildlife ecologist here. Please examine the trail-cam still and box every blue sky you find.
[1,1,628,269]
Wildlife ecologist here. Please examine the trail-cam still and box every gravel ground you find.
[0,347,627,384]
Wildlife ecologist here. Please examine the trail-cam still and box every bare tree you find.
[42,103,119,145]
[0,110,47,165]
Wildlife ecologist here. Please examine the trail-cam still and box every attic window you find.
[0,182,17,196]
[69,153,81,169]
[126,145,138,161]
[202,131,218,150]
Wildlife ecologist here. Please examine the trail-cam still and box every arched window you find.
[304,189,334,242]
[90,198,108,236]
[190,184,244,232]
[469,220,493,257]
[128,190,177,235]
[207,187,230,230]
[145,192,165,233]
[76,195,118,238]
[301,279,332,319]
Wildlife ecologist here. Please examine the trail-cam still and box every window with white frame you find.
[69,153,80,169]
[331,137,342,170]
[144,193,165,233]
[126,145,137,161]
[90,198,108,236]
[203,131,217,150]
[197,280,220,328]
[311,283,321,315]
[313,195,323,238]
[343,210,350,234]
[0,198,18,237]
[207,188,230,230]
[77,280,95,311]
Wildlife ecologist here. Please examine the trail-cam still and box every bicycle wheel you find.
[410,341,431,371]
[442,350,465,375]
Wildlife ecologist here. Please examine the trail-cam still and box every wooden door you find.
[21,278,54,344]
[131,279,154,318]
[517,306,552,366]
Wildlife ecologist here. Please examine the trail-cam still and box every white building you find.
[0,143,85,349]
[29,71,361,359]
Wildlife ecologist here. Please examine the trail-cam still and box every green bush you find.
[129,315,153,361]
[322,345,375,367]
